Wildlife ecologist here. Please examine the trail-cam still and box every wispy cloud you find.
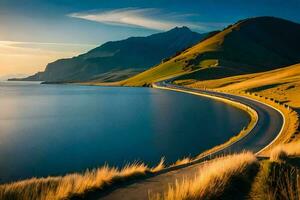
[68,8,227,32]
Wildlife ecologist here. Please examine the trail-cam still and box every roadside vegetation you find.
[149,150,300,200]
[250,140,300,200]
[148,152,258,200]
[250,160,300,200]
[269,140,300,162]
[149,141,300,200]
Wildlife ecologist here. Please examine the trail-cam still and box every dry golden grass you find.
[149,152,258,200]
[0,161,164,200]
[250,160,300,200]
[151,158,166,172]
[251,141,300,199]
[188,63,300,108]
[270,146,289,162]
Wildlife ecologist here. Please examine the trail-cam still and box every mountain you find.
[14,27,205,82]
[121,16,300,86]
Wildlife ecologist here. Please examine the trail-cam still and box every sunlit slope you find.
[122,16,300,86]
[188,63,300,108]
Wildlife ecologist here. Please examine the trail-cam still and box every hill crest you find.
[121,16,300,86]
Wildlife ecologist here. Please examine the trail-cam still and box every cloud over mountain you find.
[69,8,226,31]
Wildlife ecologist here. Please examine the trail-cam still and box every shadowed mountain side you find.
[12,27,206,82]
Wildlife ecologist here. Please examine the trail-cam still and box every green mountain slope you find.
[14,27,205,82]
[121,16,300,86]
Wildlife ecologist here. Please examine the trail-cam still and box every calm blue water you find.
[0,81,249,183]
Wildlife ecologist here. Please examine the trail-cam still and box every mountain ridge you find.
[12,27,205,82]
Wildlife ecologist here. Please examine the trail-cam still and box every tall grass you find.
[251,141,300,199]
[149,152,258,200]
[250,161,300,200]
[0,161,163,200]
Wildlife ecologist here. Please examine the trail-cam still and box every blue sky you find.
[1,0,300,77]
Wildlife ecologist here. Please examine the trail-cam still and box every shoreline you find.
[152,82,259,158]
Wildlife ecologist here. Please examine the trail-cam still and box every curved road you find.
[93,81,284,200]
[155,81,284,155]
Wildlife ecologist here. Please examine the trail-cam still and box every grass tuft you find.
[151,158,166,172]
[270,146,288,162]
[170,157,192,167]
[270,140,300,162]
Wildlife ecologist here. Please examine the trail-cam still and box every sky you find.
[1,0,300,78]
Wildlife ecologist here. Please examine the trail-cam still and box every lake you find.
[0,81,249,183]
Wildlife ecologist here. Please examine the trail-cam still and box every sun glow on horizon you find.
[0,41,96,78]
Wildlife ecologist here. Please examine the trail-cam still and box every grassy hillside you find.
[121,16,300,86]
[186,63,300,108]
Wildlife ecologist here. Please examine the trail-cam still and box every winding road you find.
[92,81,284,200]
